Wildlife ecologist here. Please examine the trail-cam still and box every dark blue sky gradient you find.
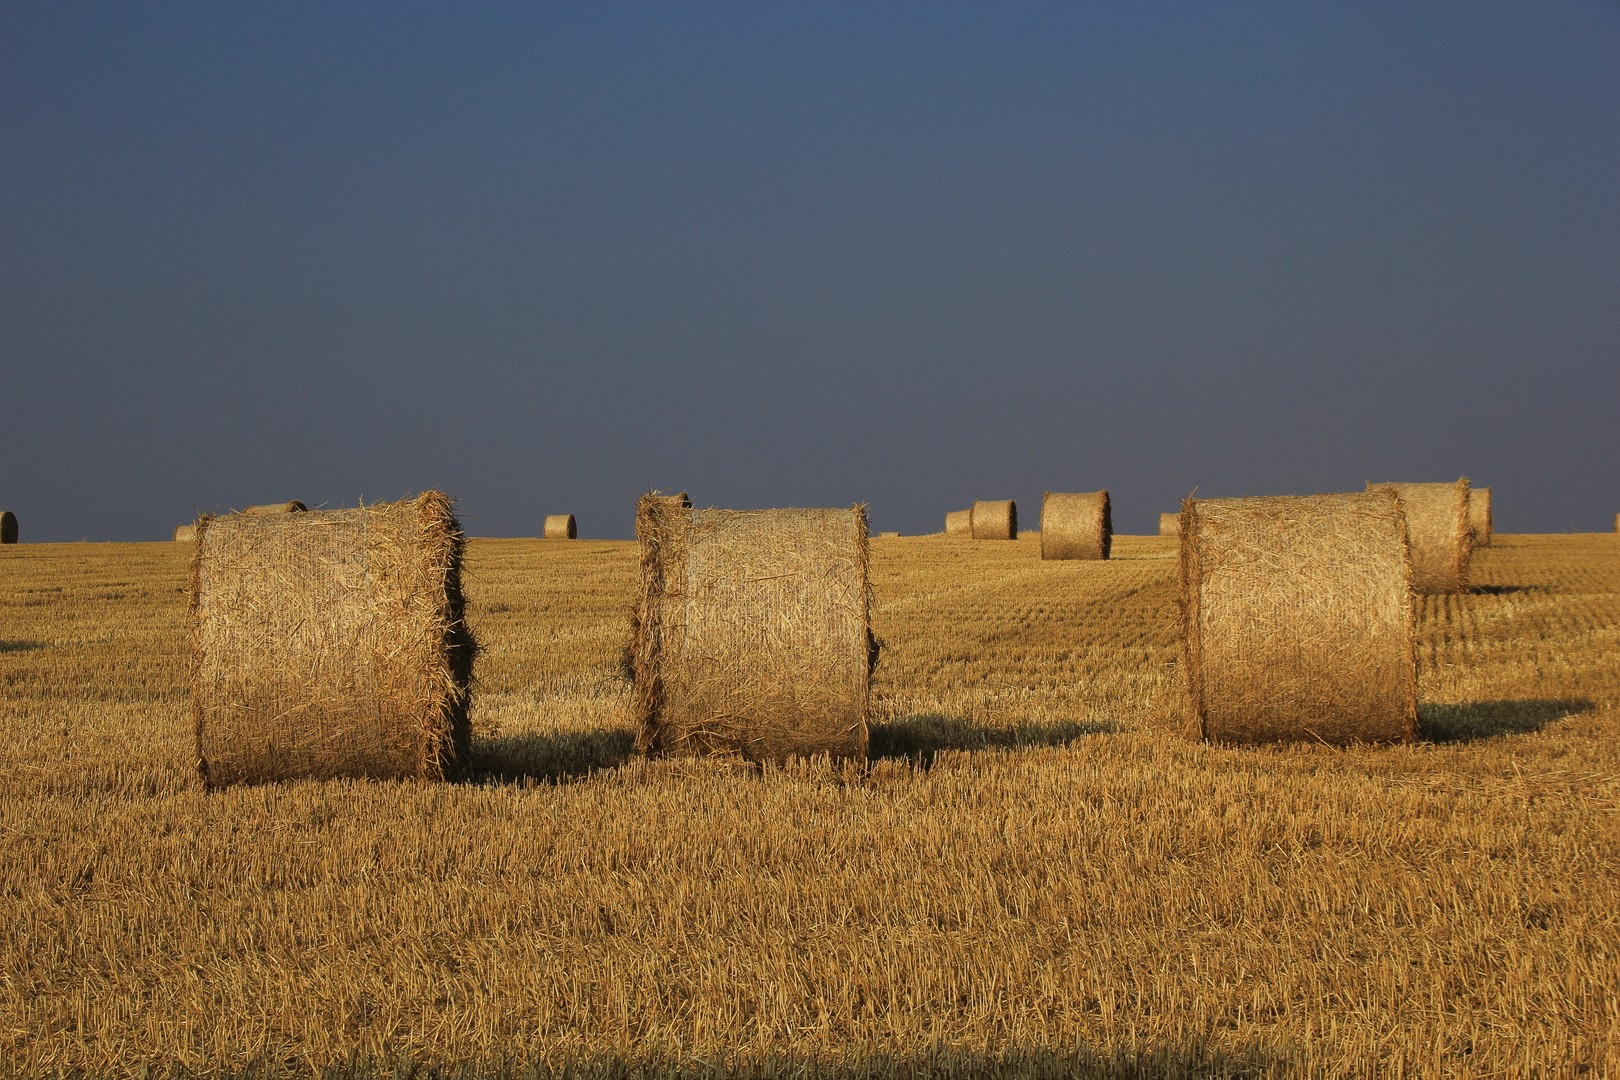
[4,3,1617,539]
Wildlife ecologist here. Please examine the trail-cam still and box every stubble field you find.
[1,531,1617,1077]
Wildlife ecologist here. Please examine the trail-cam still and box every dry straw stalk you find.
[1468,486,1493,547]
[1179,491,1417,746]
[944,509,972,537]
[239,501,308,515]
[969,499,1017,540]
[1366,479,1473,594]
[191,491,476,788]
[543,514,577,540]
[1159,512,1181,537]
[1040,491,1111,560]
[0,511,15,544]
[631,496,873,763]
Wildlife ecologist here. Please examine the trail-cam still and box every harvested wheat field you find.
[1,531,1617,1077]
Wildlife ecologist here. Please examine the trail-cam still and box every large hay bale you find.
[631,496,872,763]
[969,499,1017,540]
[1366,479,1473,593]
[944,509,972,537]
[0,511,15,544]
[1159,513,1180,537]
[1040,491,1111,560]
[1179,491,1416,746]
[1468,486,1492,546]
[191,491,475,788]
[174,524,197,543]
[543,513,577,539]
[240,501,307,515]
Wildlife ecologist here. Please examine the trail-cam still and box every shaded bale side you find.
[1159,513,1181,537]
[174,524,197,543]
[1366,479,1473,594]
[191,491,476,788]
[1040,491,1111,560]
[632,498,871,763]
[969,499,1017,540]
[1468,486,1492,546]
[240,501,308,515]
[543,513,577,540]
[944,509,972,537]
[0,511,15,544]
[1179,491,1417,746]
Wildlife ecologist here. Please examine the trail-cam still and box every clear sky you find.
[4,2,1617,540]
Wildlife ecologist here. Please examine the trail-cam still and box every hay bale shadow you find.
[471,728,637,786]
[870,712,1116,768]
[0,640,46,654]
[1470,584,1535,596]
[1419,698,1593,743]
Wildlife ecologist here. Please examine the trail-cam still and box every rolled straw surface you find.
[174,524,197,543]
[1040,491,1111,560]
[969,499,1017,540]
[543,513,577,539]
[240,501,308,515]
[191,491,475,788]
[1366,479,1473,594]
[1179,491,1417,746]
[1159,513,1180,537]
[1468,486,1492,546]
[944,509,972,537]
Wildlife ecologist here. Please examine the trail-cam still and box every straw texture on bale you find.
[969,499,1017,540]
[1179,491,1417,746]
[1159,513,1181,538]
[543,513,577,540]
[631,496,872,763]
[174,524,197,543]
[191,491,475,788]
[239,501,307,515]
[944,509,972,537]
[0,511,15,545]
[1040,491,1111,560]
[1468,486,1493,546]
[877,531,900,538]
[1366,479,1473,594]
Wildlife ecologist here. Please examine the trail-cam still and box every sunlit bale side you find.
[631,495,873,763]
[239,501,308,515]
[1179,491,1417,746]
[969,499,1017,540]
[944,508,972,537]
[191,491,476,788]
[1366,479,1474,594]
[1468,486,1493,547]
[543,514,577,540]
[1159,512,1180,538]
[173,524,197,542]
[1040,491,1111,561]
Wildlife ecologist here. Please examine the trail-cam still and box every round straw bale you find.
[1467,486,1492,546]
[631,496,872,763]
[0,511,15,544]
[1159,513,1181,537]
[240,501,307,515]
[191,491,476,788]
[944,509,972,537]
[174,524,197,543]
[877,531,900,538]
[1040,491,1111,560]
[1179,491,1417,746]
[1365,479,1473,594]
[969,499,1017,540]
[543,513,577,539]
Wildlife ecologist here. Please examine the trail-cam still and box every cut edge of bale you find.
[0,510,16,544]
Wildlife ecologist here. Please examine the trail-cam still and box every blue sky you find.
[4,2,1617,539]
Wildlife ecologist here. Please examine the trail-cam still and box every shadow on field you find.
[1470,584,1535,596]
[471,727,636,786]
[1419,697,1593,743]
[0,639,46,654]
[869,712,1116,768]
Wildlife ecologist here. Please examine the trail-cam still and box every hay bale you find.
[877,531,900,538]
[1468,486,1492,546]
[1159,513,1180,537]
[944,509,972,537]
[0,511,15,544]
[1366,479,1473,593]
[240,501,307,515]
[191,491,475,788]
[174,524,197,543]
[1040,491,1110,560]
[969,499,1017,540]
[631,496,872,763]
[543,513,577,539]
[1179,491,1416,746]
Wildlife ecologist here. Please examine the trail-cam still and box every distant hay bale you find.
[1468,486,1492,546]
[543,513,577,539]
[1159,513,1180,537]
[174,524,197,543]
[1366,479,1473,593]
[0,511,15,544]
[240,501,307,515]
[1179,491,1417,746]
[877,531,900,538]
[631,496,872,763]
[191,491,476,788]
[969,499,1017,540]
[1040,491,1111,560]
[944,509,972,537]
